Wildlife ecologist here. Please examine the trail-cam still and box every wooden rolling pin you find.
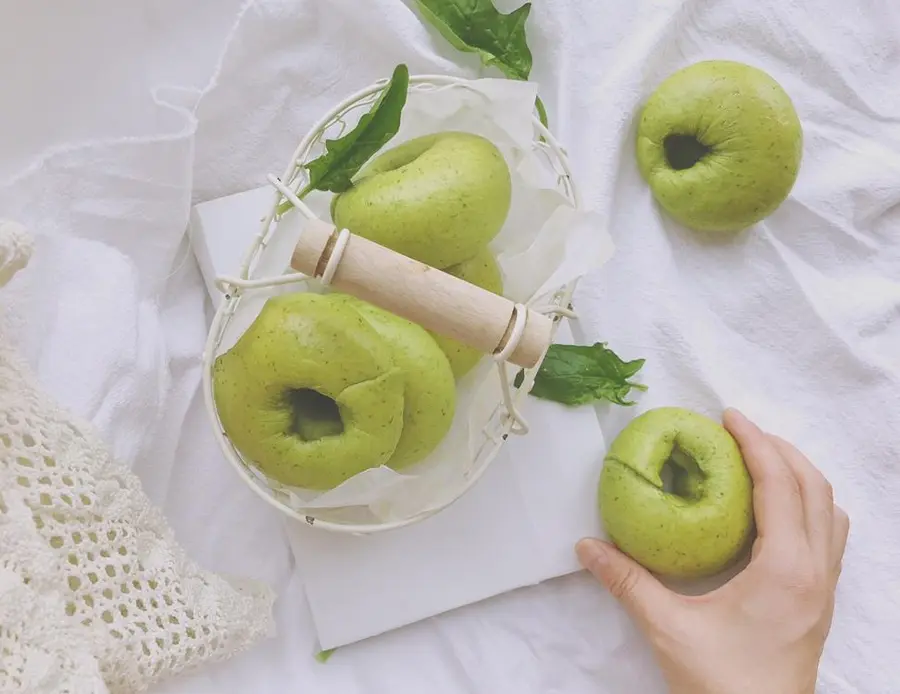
[290,219,554,369]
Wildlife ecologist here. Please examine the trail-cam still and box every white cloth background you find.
[1,1,898,693]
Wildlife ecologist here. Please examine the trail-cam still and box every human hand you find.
[577,408,849,694]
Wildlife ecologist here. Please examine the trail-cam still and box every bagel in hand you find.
[599,407,754,579]
[212,292,406,490]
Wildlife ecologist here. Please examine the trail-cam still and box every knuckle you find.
[759,464,799,499]
[836,506,850,530]
[768,557,822,597]
[835,560,845,582]
[607,566,641,601]
[769,457,795,484]
[785,576,828,616]
[789,569,819,595]
[789,566,831,605]
[784,475,804,503]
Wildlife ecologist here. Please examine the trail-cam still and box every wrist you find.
[668,676,814,694]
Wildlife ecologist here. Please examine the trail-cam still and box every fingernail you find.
[724,407,745,422]
[576,538,609,568]
[725,408,755,431]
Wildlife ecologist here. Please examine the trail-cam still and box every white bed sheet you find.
[2,1,899,693]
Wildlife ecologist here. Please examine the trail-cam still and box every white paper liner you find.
[215,78,614,524]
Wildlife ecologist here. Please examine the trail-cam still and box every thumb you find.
[576,538,674,627]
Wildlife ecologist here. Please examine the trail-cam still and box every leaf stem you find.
[535,96,549,129]
[316,648,336,663]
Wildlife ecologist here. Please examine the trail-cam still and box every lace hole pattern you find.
[1,348,275,694]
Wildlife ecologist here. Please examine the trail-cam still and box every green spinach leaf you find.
[296,64,410,200]
[414,0,533,80]
[516,343,648,407]
[414,0,547,125]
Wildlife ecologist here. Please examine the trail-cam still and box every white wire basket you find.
[202,74,583,535]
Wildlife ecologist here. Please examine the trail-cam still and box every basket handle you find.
[290,218,554,369]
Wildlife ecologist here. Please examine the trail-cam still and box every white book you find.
[189,189,606,649]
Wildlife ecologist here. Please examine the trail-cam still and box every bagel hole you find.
[661,445,705,501]
[286,389,344,441]
[663,134,711,170]
[366,135,435,174]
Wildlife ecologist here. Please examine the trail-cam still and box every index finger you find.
[769,434,835,564]
[723,409,806,552]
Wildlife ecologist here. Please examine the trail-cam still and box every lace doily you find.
[1,478,110,694]
[0,221,275,693]
[0,221,32,289]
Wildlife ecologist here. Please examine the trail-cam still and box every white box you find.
[188,191,606,649]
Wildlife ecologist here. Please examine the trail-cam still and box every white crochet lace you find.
[0,221,275,693]
[1,478,109,694]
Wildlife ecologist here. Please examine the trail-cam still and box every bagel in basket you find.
[212,292,405,490]
[331,131,512,269]
[212,291,457,490]
[327,294,456,468]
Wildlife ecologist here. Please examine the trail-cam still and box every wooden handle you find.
[290,219,554,369]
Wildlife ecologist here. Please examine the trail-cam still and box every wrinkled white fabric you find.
[0,225,275,692]
[1,0,898,693]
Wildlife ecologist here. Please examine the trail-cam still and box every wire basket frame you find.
[202,75,582,535]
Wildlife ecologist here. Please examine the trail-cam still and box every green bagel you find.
[331,132,512,268]
[212,292,405,490]
[636,60,802,232]
[327,294,456,468]
[599,407,754,579]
